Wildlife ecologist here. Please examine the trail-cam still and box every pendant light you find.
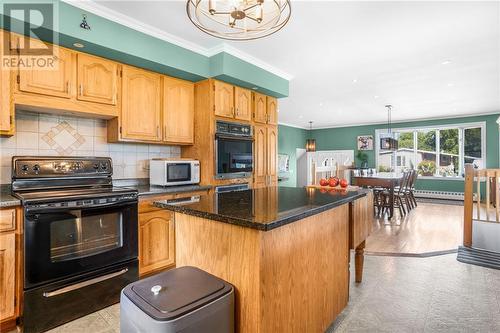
[380,105,398,151]
[306,121,316,152]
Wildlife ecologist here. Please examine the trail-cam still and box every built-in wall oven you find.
[215,120,253,179]
[12,157,138,333]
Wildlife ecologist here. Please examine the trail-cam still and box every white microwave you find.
[149,159,200,186]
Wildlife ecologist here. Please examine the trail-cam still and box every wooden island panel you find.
[175,203,350,333]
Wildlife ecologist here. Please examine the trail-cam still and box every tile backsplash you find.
[0,111,181,184]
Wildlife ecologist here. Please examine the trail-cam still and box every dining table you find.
[352,172,404,219]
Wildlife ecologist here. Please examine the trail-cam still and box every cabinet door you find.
[0,31,12,133]
[234,87,252,122]
[121,66,162,141]
[267,126,278,185]
[139,210,175,275]
[18,42,73,99]
[0,233,15,321]
[253,92,267,124]
[213,80,234,118]
[253,124,267,188]
[77,53,118,105]
[267,96,278,125]
[163,76,194,144]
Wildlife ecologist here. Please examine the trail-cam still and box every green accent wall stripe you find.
[0,0,288,97]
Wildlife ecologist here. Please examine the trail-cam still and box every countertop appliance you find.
[215,120,253,179]
[150,159,200,186]
[12,156,139,333]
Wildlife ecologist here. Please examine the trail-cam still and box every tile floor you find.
[12,254,500,333]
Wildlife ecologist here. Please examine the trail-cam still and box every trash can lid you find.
[123,266,233,321]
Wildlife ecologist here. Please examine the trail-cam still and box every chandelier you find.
[186,0,292,41]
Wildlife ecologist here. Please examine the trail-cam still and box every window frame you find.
[375,121,486,179]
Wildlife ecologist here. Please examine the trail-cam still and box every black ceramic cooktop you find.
[154,186,366,231]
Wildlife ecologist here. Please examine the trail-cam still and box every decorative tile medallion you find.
[41,121,85,155]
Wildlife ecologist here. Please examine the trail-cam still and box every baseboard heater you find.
[414,190,464,201]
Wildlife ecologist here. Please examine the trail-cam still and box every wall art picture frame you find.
[357,135,374,151]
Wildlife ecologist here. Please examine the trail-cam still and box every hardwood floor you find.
[365,202,463,255]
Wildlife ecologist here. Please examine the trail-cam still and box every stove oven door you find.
[24,199,138,289]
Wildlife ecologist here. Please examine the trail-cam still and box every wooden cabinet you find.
[18,43,73,99]
[267,96,278,125]
[214,80,234,119]
[77,53,118,105]
[138,210,175,276]
[234,87,252,121]
[253,92,267,124]
[253,125,278,188]
[120,66,162,142]
[0,233,15,323]
[267,125,278,185]
[163,76,194,144]
[254,125,268,188]
[0,31,13,135]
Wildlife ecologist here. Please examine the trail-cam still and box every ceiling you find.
[87,1,499,128]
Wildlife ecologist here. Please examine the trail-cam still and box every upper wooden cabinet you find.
[0,31,13,135]
[18,44,73,99]
[253,92,267,124]
[120,66,162,142]
[214,80,234,119]
[163,76,194,144]
[77,53,119,105]
[267,96,278,125]
[234,87,252,121]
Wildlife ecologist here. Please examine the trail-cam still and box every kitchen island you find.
[155,186,373,333]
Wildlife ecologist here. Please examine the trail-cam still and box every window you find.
[375,122,486,178]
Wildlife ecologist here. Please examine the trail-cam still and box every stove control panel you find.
[13,157,113,178]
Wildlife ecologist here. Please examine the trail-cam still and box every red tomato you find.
[340,178,348,188]
[319,178,328,186]
[328,178,339,187]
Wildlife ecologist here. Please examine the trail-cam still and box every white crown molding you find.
[277,121,308,130]
[206,44,294,80]
[309,111,500,130]
[61,0,293,81]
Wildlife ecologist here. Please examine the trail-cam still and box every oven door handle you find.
[25,199,136,213]
[215,134,254,141]
[42,268,129,298]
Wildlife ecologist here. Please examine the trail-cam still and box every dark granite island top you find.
[154,186,367,231]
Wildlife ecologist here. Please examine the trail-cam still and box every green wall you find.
[311,114,500,192]
[278,125,307,187]
[0,0,288,97]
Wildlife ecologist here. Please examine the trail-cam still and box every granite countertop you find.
[154,186,367,231]
[0,185,20,208]
[112,179,212,196]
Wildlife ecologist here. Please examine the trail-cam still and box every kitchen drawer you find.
[0,208,16,232]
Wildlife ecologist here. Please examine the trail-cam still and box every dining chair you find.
[380,171,410,217]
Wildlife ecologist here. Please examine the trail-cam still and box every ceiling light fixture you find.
[186,0,291,41]
[306,121,316,152]
[380,105,398,151]
[441,60,451,65]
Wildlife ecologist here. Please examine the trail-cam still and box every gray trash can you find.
[120,266,234,333]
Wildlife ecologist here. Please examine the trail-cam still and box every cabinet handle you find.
[235,108,239,116]
[231,106,234,115]
[66,81,70,93]
[157,126,160,138]
[164,125,167,140]
[79,84,83,96]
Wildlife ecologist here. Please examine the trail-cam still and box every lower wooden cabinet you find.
[138,210,175,276]
[0,233,16,323]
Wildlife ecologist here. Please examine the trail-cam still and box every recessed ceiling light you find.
[374,95,379,99]
[441,60,452,65]
[447,83,454,87]
[73,42,85,48]
[352,79,358,83]
[252,87,259,90]
[319,102,323,107]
